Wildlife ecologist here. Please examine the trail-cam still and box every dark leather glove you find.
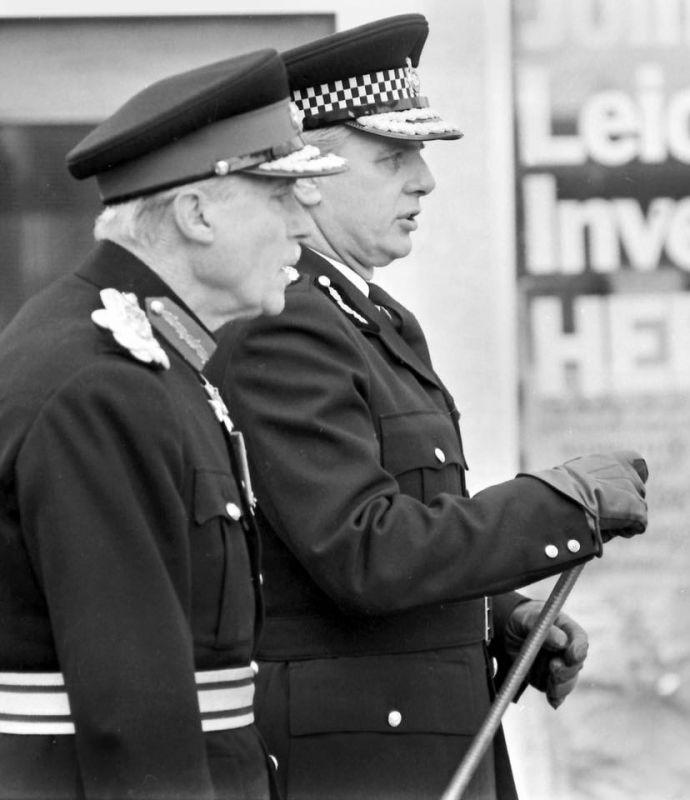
[519,450,648,545]
[505,601,589,709]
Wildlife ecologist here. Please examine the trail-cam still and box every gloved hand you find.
[519,450,648,545]
[504,601,589,709]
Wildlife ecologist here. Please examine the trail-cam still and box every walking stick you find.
[440,563,586,800]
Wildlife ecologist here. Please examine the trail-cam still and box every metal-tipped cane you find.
[440,563,585,800]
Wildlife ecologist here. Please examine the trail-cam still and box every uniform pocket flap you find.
[193,468,240,525]
[288,654,482,736]
[379,411,466,476]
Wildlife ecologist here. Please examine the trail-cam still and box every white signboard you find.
[513,2,690,796]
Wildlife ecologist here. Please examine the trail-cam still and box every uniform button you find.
[259,572,264,585]
[545,544,559,559]
[387,710,402,728]
[567,539,581,553]
[251,661,259,675]
[434,447,446,463]
[149,299,164,315]
[317,275,331,287]
[225,502,241,521]
[269,754,278,770]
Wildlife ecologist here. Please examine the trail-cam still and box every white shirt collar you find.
[310,250,370,297]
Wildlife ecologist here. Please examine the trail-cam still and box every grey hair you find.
[93,175,238,247]
[300,125,351,156]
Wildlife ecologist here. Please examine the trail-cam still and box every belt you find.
[258,597,492,660]
[0,665,255,736]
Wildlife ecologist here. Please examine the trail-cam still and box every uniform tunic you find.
[205,248,600,800]
[0,241,270,800]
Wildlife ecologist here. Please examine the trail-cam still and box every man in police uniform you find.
[205,16,649,800]
[0,50,344,799]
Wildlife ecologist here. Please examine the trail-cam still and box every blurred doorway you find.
[0,14,334,328]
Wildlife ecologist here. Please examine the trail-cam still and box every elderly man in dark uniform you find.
[205,16,648,800]
[0,50,344,800]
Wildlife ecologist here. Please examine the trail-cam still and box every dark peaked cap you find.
[67,49,345,204]
[283,14,462,141]
[286,13,427,88]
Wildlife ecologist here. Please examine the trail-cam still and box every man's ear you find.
[294,177,322,208]
[172,189,214,243]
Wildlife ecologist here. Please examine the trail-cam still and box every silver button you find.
[149,299,164,315]
[317,275,331,287]
[214,160,230,176]
[225,502,242,521]
[567,539,581,553]
[269,754,278,770]
[545,544,559,559]
[251,660,259,675]
[434,447,446,463]
[387,710,402,728]
[259,572,265,586]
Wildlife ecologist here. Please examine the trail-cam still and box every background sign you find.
[512,1,690,797]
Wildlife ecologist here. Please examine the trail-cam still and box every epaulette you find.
[146,297,216,372]
[314,275,379,332]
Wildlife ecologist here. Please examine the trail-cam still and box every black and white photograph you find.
[0,2,683,799]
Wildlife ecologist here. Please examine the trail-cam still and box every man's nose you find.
[287,192,315,238]
[407,153,436,196]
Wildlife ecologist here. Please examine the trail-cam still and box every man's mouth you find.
[398,210,420,230]
[399,209,421,223]
[281,265,300,282]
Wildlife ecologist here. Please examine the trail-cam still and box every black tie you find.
[366,283,457,416]
[367,283,403,332]
[368,282,433,358]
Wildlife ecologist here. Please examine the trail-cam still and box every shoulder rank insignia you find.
[146,297,216,371]
[315,275,379,332]
[92,288,170,369]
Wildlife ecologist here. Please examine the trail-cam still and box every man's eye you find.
[381,152,403,169]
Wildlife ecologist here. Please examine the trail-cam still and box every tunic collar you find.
[77,239,217,371]
[309,249,371,298]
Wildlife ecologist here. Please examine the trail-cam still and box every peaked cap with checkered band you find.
[283,14,462,141]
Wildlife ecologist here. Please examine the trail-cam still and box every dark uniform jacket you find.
[205,248,600,800]
[0,241,270,800]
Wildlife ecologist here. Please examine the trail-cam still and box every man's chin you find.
[262,295,287,317]
[384,238,413,263]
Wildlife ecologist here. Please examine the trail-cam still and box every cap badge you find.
[405,57,421,97]
[92,288,170,369]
